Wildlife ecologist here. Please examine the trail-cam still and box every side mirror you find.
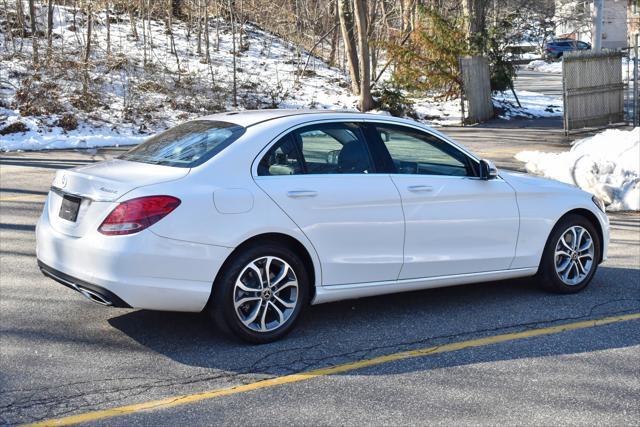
[479,159,498,180]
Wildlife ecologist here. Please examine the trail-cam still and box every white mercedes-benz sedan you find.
[36,110,609,342]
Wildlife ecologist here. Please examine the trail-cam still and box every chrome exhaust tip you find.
[76,286,113,306]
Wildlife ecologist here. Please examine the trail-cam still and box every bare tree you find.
[196,0,202,55]
[105,1,111,58]
[46,0,53,61]
[328,0,339,66]
[352,0,372,111]
[16,0,25,38]
[229,0,237,107]
[28,0,38,65]
[204,0,211,63]
[337,0,359,95]
[128,3,138,40]
[83,0,92,95]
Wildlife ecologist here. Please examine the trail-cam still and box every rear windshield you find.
[119,120,245,168]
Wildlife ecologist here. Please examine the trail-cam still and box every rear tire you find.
[209,243,309,344]
[537,214,601,294]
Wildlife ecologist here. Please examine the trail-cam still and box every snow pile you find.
[515,127,640,211]
[525,60,562,73]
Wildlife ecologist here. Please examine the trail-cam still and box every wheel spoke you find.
[270,262,291,289]
[574,227,585,250]
[270,301,285,324]
[241,300,263,326]
[235,278,260,294]
[570,227,579,250]
[560,235,573,252]
[578,238,593,252]
[260,302,269,331]
[556,257,572,273]
[273,279,298,294]
[561,262,574,282]
[264,256,274,287]
[234,296,261,310]
[575,259,586,275]
[273,294,296,309]
[247,262,266,289]
[555,250,571,258]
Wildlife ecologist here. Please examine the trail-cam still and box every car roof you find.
[199,109,387,127]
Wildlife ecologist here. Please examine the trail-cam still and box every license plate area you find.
[59,194,81,222]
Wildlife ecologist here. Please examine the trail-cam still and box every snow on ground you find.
[525,59,562,73]
[515,127,640,211]
[493,90,562,119]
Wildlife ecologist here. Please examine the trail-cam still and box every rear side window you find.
[258,123,373,176]
[119,120,245,168]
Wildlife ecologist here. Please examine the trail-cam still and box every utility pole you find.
[593,0,604,50]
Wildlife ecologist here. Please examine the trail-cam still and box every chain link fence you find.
[562,50,626,134]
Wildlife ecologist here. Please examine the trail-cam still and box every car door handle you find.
[287,190,318,198]
[407,185,433,193]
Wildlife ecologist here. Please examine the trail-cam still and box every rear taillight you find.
[98,196,181,236]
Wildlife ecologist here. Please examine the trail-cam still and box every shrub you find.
[0,121,28,135]
[372,85,415,118]
[56,114,78,131]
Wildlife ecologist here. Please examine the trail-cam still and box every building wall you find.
[595,0,628,48]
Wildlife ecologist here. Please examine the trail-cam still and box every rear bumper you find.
[36,204,233,312]
[38,261,132,308]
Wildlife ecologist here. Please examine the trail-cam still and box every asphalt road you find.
[1,140,639,426]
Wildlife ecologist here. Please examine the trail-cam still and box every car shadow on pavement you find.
[108,266,640,376]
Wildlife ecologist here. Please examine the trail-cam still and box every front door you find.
[367,122,519,279]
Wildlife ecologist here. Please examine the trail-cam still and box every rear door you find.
[254,121,404,286]
[364,121,519,279]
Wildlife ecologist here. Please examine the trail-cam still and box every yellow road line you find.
[0,194,46,202]
[25,312,640,427]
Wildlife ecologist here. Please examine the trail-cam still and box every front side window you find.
[374,125,474,177]
[258,123,373,176]
[119,120,245,168]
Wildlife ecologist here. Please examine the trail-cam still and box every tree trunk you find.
[105,1,111,57]
[196,0,202,55]
[83,1,92,95]
[16,0,25,38]
[204,0,210,63]
[337,0,359,95]
[229,0,237,107]
[463,0,487,50]
[128,3,138,40]
[46,0,53,56]
[327,0,338,67]
[352,0,372,111]
[28,0,38,65]
[401,0,414,34]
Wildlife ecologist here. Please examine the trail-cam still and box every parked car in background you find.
[544,38,591,60]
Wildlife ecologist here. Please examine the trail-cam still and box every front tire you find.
[209,243,309,343]
[537,214,601,293]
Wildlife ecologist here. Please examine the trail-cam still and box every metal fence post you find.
[635,34,639,127]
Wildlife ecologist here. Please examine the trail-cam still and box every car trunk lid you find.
[47,160,189,237]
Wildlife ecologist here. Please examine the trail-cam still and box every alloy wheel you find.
[233,256,299,332]
[554,225,595,286]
